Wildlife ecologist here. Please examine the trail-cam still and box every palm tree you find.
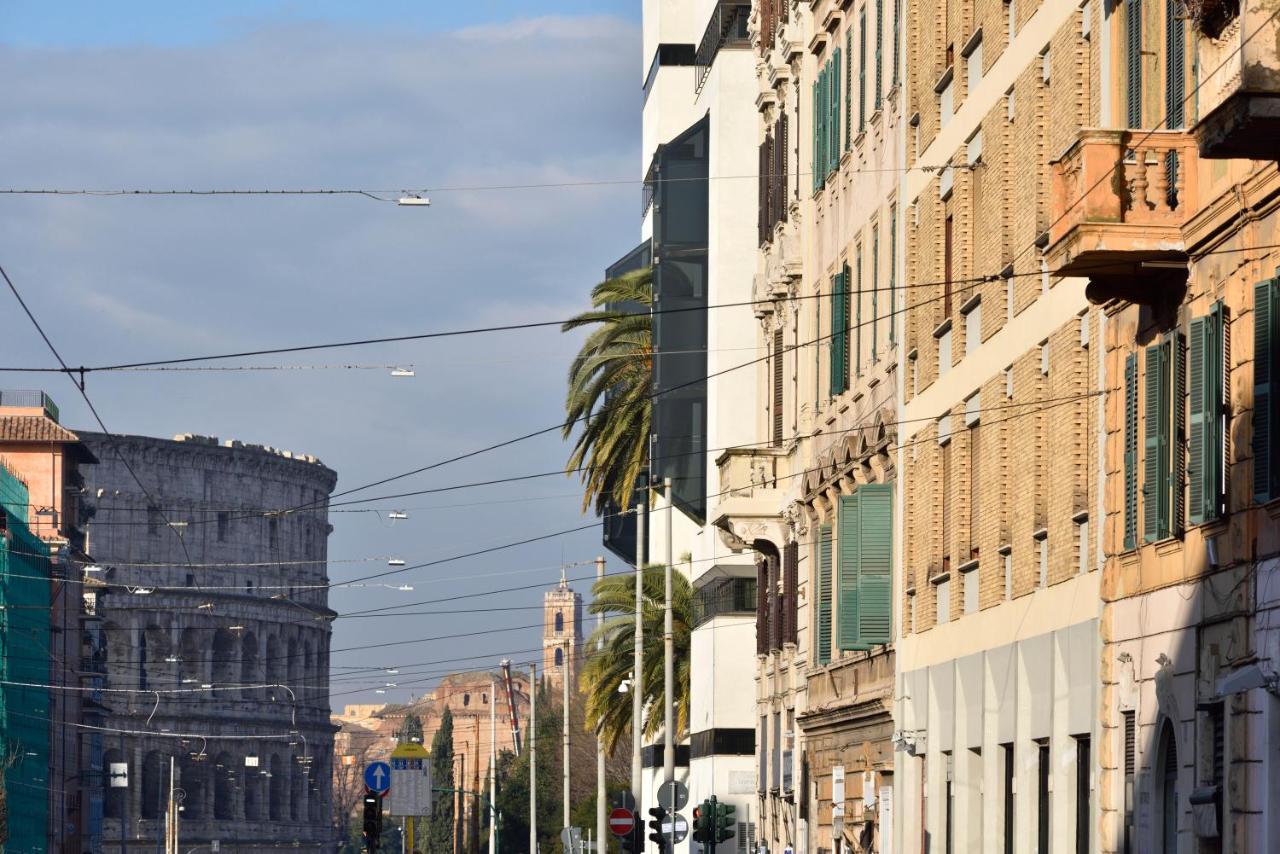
[562,267,652,515]
[579,564,693,753]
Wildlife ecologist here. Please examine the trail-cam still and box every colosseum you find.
[79,431,338,853]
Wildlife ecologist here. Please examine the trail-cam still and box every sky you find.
[0,3,641,707]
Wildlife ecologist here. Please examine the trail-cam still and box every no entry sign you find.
[608,807,636,837]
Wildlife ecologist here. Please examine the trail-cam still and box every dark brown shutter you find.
[779,112,789,223]
[769,555,782,651]
[756,559,769,655]
[783,540,798,645]
[944,214,954,316]
[758,136,769,245]
[773,328,785,447]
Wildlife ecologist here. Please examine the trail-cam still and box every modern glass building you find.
[0,463,51,853]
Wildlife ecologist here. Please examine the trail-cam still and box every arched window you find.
[240,632,259,700]
[463,693,470,706]
[555,647,564,666]
[1156,721,1180,854]
[213,752,236,821]
[555,611,564,633]
[269,753,286,821]
[140,751,164,819]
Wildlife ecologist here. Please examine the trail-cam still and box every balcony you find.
[711,447,790,553]
[1192,1,1280,159]
[693,1,751,94]
[1047,129,1198,305]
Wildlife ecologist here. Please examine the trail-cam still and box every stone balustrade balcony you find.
[1048,129,1199,305]
[1192,0,1280,159]
[711,446,791,555]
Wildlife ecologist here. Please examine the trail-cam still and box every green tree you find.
[429,708,456,854]
[398,711,425,744]
[561,268,652,515]
[580,565,693,752]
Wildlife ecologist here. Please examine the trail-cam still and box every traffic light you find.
[714,799,736,844]
[647,806,670,850]
[692,800,710,845]
[363,791,383,852]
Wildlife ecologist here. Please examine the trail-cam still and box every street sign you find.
[609,807,636,837]
[615,790,637,811]
[657,780,688,811]
[561,827,583,854]
[108,762,128,788]
[364,760,391,795]
[663,813,689,843]
[386,742,432,817]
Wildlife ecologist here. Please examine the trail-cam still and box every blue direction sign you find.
[364,761,391,794]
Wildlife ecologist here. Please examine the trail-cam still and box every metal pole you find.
[490,679,497,854]
[663,477,674,789]
[168,755,176,854]
[529,663,537,854]
[121,731,129,854]
[595,556,607,854]
[632,502,645,805]
[562,638,571,830]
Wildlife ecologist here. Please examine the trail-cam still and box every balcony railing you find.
[716,447,789,500]
[0,389,59,421]
[694,1,751,94]
[1047,129,1198,298]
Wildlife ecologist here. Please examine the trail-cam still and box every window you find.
[1156,723,1179,854]
[1076,515,1090,574]
[1005,367,1015,398]
[1123,711,1136,854]
[554,647,563,666]
[816,525,833,664]
[892,0,901,87]
[1143,332,1186,542]
[773,327,785,447]
[909,589,917,633]
[874,0,884,111]
[1007,87,1016,122]
[846,30,853,149]
[888,206,898,344]
[965,392,981,427]
[966,38,983,90]
[217,511,229,542]
[939,326,953,378]
[836,486,893,649]
[935,574,951,625]
[1006,275,1015,320]
[855,249,864,377]
[940,77,954,127]
[966,128,983,165]
[185,573,195,587]
[1002,743,1015,854]
[1037,741,1051,854]
[1040,257,1050,294]
[1041,341,1050,375]
[1190,303,1228,523]
[1040,47,1051,83]
[1006,0,1017,43]
[464,693,470,706]
[1076,737,1092,854]
[1124,354,1139,549]
[1166,1,1186,130]
[944,214,954,312]
[1256,278,1280,501]
[555,611,564,633]
[871,225,880,361]
[965,301,982,355]
[944,751,955,854]
[831,271,850,396]
[962,563,979,615]
[1125,0,1143,128]
[1036,530,1049,588]
[911,350,919,396]
[859,9,868,131]
[759,716,769,792]
[1002,547,1013,600]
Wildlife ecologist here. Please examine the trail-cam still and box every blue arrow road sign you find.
[365,761,391,794]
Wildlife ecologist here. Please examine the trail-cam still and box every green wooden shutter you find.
[859,10,867,132]
[889,212,897,343]
[845,31,853,151]
[1165,0,1186,129]
[1255,279,1277,502]
[817,524,833,665]
[892,0,901,86]
[1126,0,1142,128]
[812,81,820,195]
[1172,330,1186,535]
[875,0,884,111]
[1143,344,1165,541]
[1189,316,1208,523]
[856,483,893,646]
[1124,353,1139,549]
[831,51,841,172]
[830,272,848,396]
[837,494,860,650]
[871,228,880,359]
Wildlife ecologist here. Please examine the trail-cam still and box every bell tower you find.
[542,568,583,689]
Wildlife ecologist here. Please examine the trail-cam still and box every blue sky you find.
[0,1,638,46]
[1,5,641,706]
